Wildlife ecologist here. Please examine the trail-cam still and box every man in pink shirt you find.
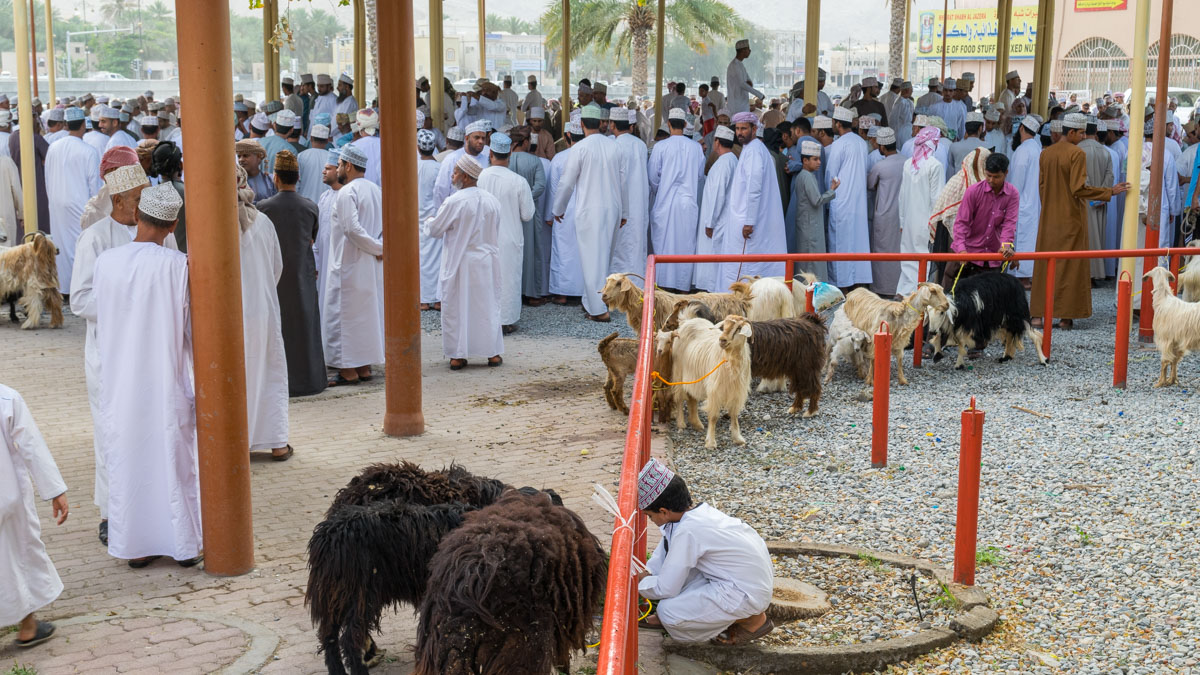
[948,153,1018,281]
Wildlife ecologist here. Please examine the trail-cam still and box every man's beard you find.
[337,92,349,103]
[451,178,464,190]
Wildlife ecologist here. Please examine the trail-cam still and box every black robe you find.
[257,190,327,396]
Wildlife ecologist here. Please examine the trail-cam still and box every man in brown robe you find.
[1030,113,1129,329]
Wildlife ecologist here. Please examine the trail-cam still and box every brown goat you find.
[747,315,828,417]
[597,332,638,414]
[663,298,719,331]
[0,232,64,330]
[601,273,752,335]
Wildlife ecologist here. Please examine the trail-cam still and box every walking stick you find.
[734,236,749,282]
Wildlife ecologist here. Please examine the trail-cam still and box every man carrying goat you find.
[636,459,775,645]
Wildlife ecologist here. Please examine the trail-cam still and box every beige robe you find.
[1078,138,1114,280]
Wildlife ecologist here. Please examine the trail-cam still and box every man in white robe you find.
[1,384,69,647]
[499,75,521,125]
[311,74,339,123]
[463,82,508,130]
[519,75,546,119]
[298,124,333,203]
[551,105,629,321]
[898,127,946,294]
[93,183,202,567]
[417,130,443,310]
[46,106,101,296]
[648,108,706,291]
[636,459,774,644]
[237,168,290,459]
[696,126,738,292]
[725,40,764,115]
[83,107,112,157]
[315,152,342,314]
[930,79,967,142]
[611,108,650,282]
[719,112,786,289]
[824,107,873,289]
[893,82,916,148]
[1007,118,1042,281]
[335,74,360,116]
[422,155,505,369]
[351,109,382,186]
[322,144,385,384]
[70,164,172,544]
[547,125,585,301]
[477,132,535,331]
[433,120,492,210]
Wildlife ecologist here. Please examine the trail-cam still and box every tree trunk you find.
[366,0,379,95]
[632,27,649,97]
[888,1,906,79]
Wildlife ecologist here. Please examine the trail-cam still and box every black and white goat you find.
[927,272,1046,369]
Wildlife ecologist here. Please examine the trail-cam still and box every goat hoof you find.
[786,405,799,415]
[732,439,747,446]
[802,410,817,418]
[932,353,944,363]
[954,364,965,371]
[998,356,1012,363]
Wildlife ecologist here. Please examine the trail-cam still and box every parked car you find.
[1123,87,1199,126]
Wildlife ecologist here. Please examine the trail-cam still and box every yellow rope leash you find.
[587,599,655,649]
[950,262,966,295]
[651,360,727,388]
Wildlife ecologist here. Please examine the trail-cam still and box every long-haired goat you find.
[601,273,751,335]
[737,276,796,321]
[1179,241,1200,303]
[308,462,508,674]
[0,232,64,330]
[824,308,872,384]
[746,315,827,416]
[926,272,1046,370]
[1145,266,1200,387]
[660,315,753,448]
[598,331,637,414]
[843,283,951,385]
[663,298,719,330]
[413,491,607,675]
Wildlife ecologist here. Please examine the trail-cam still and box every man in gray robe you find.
[508,127,548,302]
[866,127,905,297]
[256,150,326,396]
[1078,118,1113,281]
[791,140,837,281]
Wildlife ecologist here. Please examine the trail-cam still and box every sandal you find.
[586,312,612,323]
[710,618,774,646]
[98,519,108,546]
[450,359,468,371]
[176,555,204,568]
[272,445,294,461]
[551,296,568,305]
[15,621,56,648]
[637,615,663,630]
[488,356,503,367]
[328,373,360,387]
[502,325,517,335]
[128,555,164,569]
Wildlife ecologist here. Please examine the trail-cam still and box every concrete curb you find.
[55,609,280,675]
[662,541,999,674]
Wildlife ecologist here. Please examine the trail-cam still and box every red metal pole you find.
[1138,228,1158,343]
[871,321,891,469]
[1139,0,1174,344]
[1042,258,1055,360]
[1169,253,1180,295]
[913,258,926,368]
[1113,272,1132,390]
[784,260,794,290]
[953,397,984,586]
[805,286,814,313]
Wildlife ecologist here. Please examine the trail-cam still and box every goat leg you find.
[687,395,704,431]
[893,347,909,385]
[729,408,745,446]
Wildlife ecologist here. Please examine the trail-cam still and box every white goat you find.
[741,276,796,321]
[1145,266,1200,387]
[660,316,753,449]
[1179,241,1200,303]
[823,307,873,384]
[843,283,951,386]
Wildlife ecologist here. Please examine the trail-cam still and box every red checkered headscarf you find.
[100,146,139,176]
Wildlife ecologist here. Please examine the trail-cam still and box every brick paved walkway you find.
[0,313,687,674]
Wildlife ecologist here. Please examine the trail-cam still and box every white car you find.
[1122,87,1199,126]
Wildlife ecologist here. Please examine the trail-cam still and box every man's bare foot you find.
[432,302,441,311]
[355,366,373,381]
[17,614,37,641]
[338,368,360,383]
[420,303,430,311]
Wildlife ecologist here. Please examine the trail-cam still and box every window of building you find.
[1148,34,1200,90]
[1058,37,1129,99]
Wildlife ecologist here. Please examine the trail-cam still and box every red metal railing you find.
[594,246,1187,675]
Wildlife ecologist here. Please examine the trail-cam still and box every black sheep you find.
[413,491,608,675]
[746,314,828,417]
[928,272,1047,369]
[326,460,506,514]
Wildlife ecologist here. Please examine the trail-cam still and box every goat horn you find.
[623,273,646,282]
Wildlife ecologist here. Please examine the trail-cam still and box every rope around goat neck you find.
[650,360,727,389]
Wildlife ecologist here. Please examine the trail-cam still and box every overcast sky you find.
[48,0,958,47]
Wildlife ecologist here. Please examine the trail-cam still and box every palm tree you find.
[99,0,132,26]
[487,14,536,35]
[540,0,745,97]
[886,0,912,80]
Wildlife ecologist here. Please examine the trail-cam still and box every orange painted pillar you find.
[953,397,984,586]
[1140,0,1174,344]
[1042,258,1055,360]
[175,0,254,576]
[871,322,891,469]
[1113,272,1132,390]
[378,0,426,437]
[913,258,926,367]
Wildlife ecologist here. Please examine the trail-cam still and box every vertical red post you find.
[913,258,926,368]
[871,321,891,469]
[1138,238,1158,343]
[1042,258,1055,360]
[1113,272,1132,390]
[1169,253,1180,295]
[784,260,794,290]
[953,397,984,586]
[805,286,815,313]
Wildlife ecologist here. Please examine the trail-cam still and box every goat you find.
[843,283,951,385]
[600,273,751,335]
[413,491,607,675]
[663,298,718,331]
[745,315,827,416]
[660,316,753,449]
[926,272,1047,370]
[0,232,64,330]
[737,276,796,321]
[653,329,680,424]
[1179,240,1200,303]
[1144,266,1200,387]
[598,331,638,414]
[824,307,873,384]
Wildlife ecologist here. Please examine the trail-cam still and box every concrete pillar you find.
[1118,0,1151,284]
[45,0,56,104]
[1032,0,1054,119]
[993,0,1012,100]
[1138,0,1174,341]
[354,0,367,89]
[478,0,486,78]
[902,0,912,81]
[29,0,38,98]
[561,0,570,114]
[652,0,664,134]
[429,0,445,131]
[175,0,255,577]
[803,0,819,113]
[379,0,426,437]
[11,0,37,234]
[262,0,278,101]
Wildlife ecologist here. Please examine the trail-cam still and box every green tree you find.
[96,32,140,75]
[287,8,344,68]
[540,0,745,97]
[486,14,536,35]
[230,11,264,76]
[99,0,134,27]
[139,0,178,63]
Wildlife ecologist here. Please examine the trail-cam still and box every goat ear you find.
[738,322,752,339]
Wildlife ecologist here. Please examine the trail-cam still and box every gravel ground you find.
[765,554,959,647]
[663,287,1200,673]
[419,301,636,341]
